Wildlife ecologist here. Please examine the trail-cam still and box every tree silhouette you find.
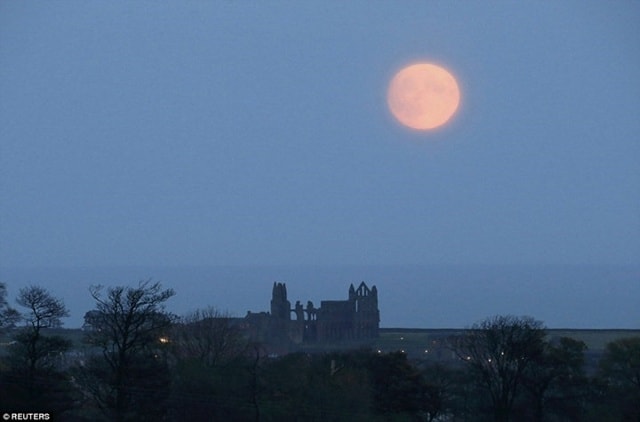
[1,286,73,414]
[597,336,640,421]
[522,336,588,421]
[14,286,70,373]
[450,315,546,422]
[167,307,253,421]
[0,282,20,331]
[170,307,247,367]
[83,280,175,422]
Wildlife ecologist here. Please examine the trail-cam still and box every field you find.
[2,327,638,361]
[375,328,640,363]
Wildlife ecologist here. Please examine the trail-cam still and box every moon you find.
[387,63,461,130]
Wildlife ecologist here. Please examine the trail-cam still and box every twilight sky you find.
[1,2,639,269]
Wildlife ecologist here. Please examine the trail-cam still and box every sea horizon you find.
[1,264,638,330]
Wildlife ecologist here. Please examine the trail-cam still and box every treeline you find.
[0,281,639,421]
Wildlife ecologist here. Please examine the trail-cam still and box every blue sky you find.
[1,1,639,268]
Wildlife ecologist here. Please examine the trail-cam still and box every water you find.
[1,264,638,329]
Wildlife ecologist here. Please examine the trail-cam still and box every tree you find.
[0,282,20,331]
[596,336,640,421]
[83,280,175,422]
[170,307,247,367]
[521,337,588,421]
[259,351,373,422]
[599,336,640,392]
[420,362,469,421]
[450,315,546,422]
[13,286,70,373]
[167,307,252,421]
[0,286,73,414]
[366,351,439,419]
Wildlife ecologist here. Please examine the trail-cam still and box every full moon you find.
[387,63,461,130]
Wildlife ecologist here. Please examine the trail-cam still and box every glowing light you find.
[387,63,461,130]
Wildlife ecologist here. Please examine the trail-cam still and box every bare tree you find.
[0,282,20,331]
[522,337,588,421]
[597,336,640,420]
[170,307,247,367]
[167,308,252,420]
[450,315,546,422]
[2,285,72,411]
[599,336,640,392]
[14,285,70,373]
[84,280,175,422]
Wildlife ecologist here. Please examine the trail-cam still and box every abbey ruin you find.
[242,282,380,350]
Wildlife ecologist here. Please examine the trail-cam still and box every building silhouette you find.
[243,282,380,349]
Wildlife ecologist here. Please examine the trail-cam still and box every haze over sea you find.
[1,265,638,330]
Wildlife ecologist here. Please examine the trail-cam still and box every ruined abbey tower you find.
[272,281,379,343]
[244,282,380,348]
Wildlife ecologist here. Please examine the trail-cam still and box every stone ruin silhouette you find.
[243,282,380,349]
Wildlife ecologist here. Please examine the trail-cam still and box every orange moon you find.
[387,63,461,130]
